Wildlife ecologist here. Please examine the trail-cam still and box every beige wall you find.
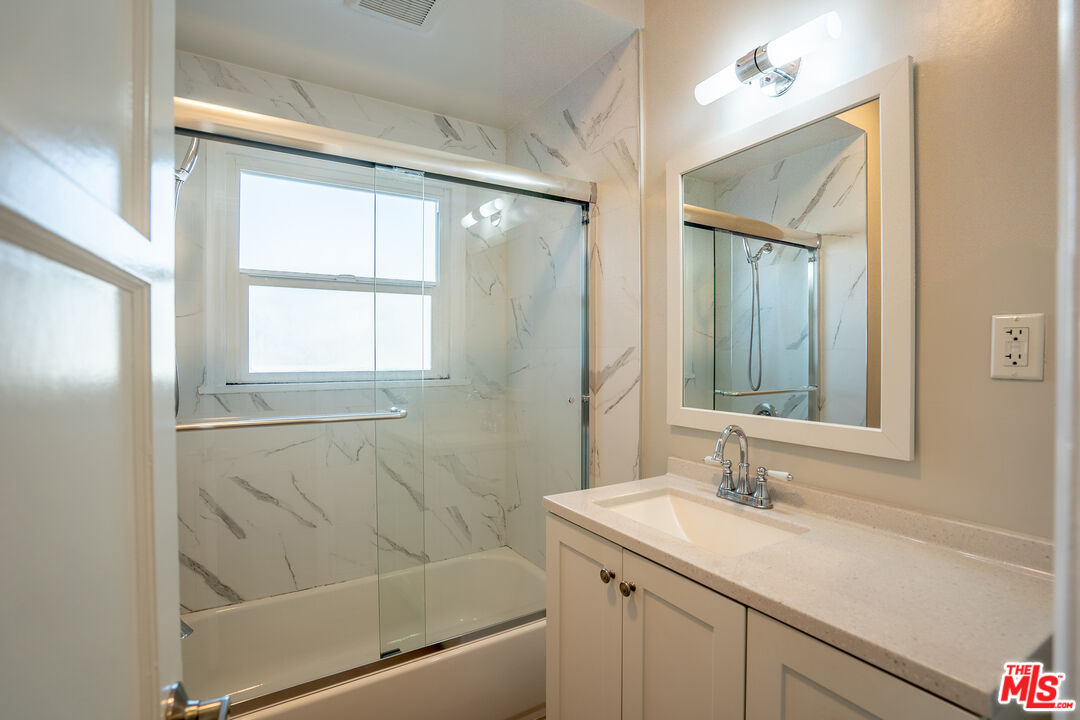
[642,0,1056,538]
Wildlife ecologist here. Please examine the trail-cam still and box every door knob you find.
[163,682,230,720]
[599,567,615,584]
[619,580,636,597]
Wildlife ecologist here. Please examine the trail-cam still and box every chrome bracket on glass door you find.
[163,682,229,720]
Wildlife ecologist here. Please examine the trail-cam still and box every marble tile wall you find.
[176,137,517,610]
[174,53,514,610]
[680,221,717,410]
[176,51,507,163]
[682,177,723,411]
[682,134,868,426]
[503,200,589,569]
[505,32,642,505]
[175,36,642,606]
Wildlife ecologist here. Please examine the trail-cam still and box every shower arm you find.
[174,136,201,205]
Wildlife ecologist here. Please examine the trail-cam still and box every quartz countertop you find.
[542,459,1053,718]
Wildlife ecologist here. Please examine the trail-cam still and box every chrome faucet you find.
[715,425,750,494]
[703,424,775,509]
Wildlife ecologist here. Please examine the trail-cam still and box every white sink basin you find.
[595,487,807,558]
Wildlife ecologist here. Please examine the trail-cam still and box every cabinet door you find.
[621,551,746,720]
[745,611,976,720]
[546,515,625,720]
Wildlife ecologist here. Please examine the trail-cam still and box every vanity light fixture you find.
[460,197,505,228]
[694,11,842,106]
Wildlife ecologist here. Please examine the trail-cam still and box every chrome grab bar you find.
[176,407,407,432]
[714,386,818,397]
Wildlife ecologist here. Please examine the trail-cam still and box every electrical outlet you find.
[990,313,1045,380]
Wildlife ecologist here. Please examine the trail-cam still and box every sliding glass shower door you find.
[418,177,587,647]
[372,165,429,659]
[174,131,588,708]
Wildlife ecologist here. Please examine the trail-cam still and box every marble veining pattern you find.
[177,131,592,609]
[177,138,518,609]
[175,35,640,608]
[176,51,507,163]
[506,33,642,514]
[683,133,868,425]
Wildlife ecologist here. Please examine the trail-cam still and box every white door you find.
[546,515,624,720]
[621,551,746,720]
[0,2,182,719]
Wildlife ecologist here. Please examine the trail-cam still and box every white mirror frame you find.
[666,57,914,460]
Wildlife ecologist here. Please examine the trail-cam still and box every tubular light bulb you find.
[694,63,742,106]
[461,211,480,229]
[766,11,842,68]
[478,198,505,218]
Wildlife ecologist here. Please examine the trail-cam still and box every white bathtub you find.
[182,546,546,719]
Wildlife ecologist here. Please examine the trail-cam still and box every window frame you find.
[202,142,464,389]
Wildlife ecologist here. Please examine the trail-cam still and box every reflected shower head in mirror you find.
[741,236,773,391]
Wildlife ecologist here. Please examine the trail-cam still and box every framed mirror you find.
[666,58,913,459]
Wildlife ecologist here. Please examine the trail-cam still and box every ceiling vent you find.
[346,0,438,28]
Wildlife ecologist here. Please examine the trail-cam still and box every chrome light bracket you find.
[735,45,802,98]
[759,59,801,97]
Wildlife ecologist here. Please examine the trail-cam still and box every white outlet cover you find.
[990,313,1045,380]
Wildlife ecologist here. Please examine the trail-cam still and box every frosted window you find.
[376,192,439,282]
[239,172,437,282]
[239,173,375,277]
[374,293,432,371]
[248,286,431,373]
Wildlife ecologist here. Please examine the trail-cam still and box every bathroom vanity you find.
[543,459,1052,720]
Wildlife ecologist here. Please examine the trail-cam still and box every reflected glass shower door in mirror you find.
[681,99,881,428]
[174,132,588,705]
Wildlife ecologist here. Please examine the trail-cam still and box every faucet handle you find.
[751,467,773,509]
[717,459,735,493]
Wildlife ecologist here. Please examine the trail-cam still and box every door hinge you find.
[581,207,590,225]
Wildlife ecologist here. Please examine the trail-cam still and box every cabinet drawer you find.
[745,611,976,720]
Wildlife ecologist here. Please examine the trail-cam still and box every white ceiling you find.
[176,0,637,129]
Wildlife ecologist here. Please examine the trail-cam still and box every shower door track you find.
[228,610,547,717]
[175,98,596,206]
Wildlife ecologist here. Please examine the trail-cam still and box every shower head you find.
[741,237,774,264]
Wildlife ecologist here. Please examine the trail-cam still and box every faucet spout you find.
[707,426,775,509]
[718,424,750,495]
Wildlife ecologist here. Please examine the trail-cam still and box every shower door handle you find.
[163,682,230,720]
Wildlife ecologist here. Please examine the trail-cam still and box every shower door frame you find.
[174,99,593,715]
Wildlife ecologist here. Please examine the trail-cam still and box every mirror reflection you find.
[681,99,880,428]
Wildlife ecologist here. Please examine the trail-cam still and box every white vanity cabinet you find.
[546,515,746,720]
[546,514,624,720]
[547,515,980,720]
[745,611,976,720]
